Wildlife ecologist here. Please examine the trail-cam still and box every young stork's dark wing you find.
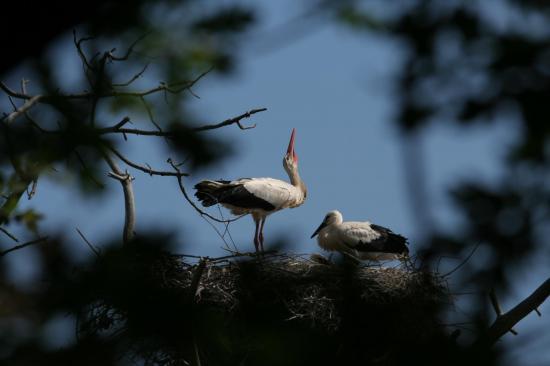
[349,224,409,256]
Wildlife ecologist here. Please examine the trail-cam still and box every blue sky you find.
[1,0,548,363]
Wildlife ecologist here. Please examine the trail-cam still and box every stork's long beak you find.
[311,221,327,238]
[286,128,297,162]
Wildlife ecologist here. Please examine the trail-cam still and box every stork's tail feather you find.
[194,180,230,207]
[386,233,410,256]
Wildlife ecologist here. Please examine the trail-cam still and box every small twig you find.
[0,226,19,242]
[140,96,163,132]
[74,150,105,189]
[26,179,38,200]
[110,147,188,177]
[108,32,150,61]
[0,237,48,258]
[193,108,267,132]
[489,289,503,316]
[73,30,95,71]
[442,243,480,277]
[112,63,149,87]
[168,159,245,224]
[489,288,518,336]
[76,228,101,257]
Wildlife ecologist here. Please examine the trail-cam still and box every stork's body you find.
[194,129,306,252]
[311,211,409,261]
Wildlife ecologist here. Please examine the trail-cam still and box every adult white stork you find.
[194,129,306,252]
[311,210,409,261]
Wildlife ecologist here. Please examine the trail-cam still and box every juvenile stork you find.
[194,129,306,252]
[311,210,409,261]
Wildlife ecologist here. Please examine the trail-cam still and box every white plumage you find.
[194,129,306,252]
[311,210,409,261]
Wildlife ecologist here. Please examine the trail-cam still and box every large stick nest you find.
[159,252,448,337]
[77,247,451,365]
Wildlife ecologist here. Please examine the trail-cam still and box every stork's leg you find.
[258,217,266,252]
[253,218,261,253]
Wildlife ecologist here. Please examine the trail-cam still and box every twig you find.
[73,30,95,71]
[477,279,550,346]
[98,107,267,137]
[442,243,480,277]
[110,147,188,177]
[0,69,211,102]
[168,159,245,224]
[0,226,19,242]
[489,289,517,335]
[103,152,136,245]
[0,237,48,258]
[27,179,38,200]
[140,96,162,131]
[2,95,44,123]
[107,32,150,61]
[112,63,149,87]
[193,108,267,132]
[76,228,101,257]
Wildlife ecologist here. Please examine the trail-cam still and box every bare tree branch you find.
[109,147,188,177]
[112,63,149,87]
[477,278,550,346]
[98,107,268,137]
[1,68,211,103]
[193,108,267,132]
[2,95,43,123]
[103,153,136,245]
[442,243,480,278]
[107,32,151,62]
[0,226,19,242]
[76,228,101,257]
[489,288,518,336]
[0,237,49,258]
[168,159,245,224]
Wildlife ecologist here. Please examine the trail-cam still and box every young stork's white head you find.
[310,210,343,238]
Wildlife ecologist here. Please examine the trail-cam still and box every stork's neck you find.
[288,168,307,195]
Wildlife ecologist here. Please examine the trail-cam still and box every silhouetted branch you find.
[1,69,211,103]
[108,32,150,61]
[168,159,246,224]
[110,147,188,177]
[442,243,480,277]
[0,226,19,242]
[76,228,101,257]
[73,30,95,71]
[103,153,136,245]
[2,95,43,123]
[112,64,149,87]
[98,107,268,137]
[0,237,48,258]
[489,289,518,336]
[193,108,267,131]
[477,278,550,346]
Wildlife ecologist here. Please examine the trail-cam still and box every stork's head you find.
[283,128,298,172]
[311,210,343,238]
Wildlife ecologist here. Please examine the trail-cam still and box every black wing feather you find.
[349,224,409,255]
[194,180,276,211]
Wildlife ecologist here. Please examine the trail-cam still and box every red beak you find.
[286,128,297,162]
